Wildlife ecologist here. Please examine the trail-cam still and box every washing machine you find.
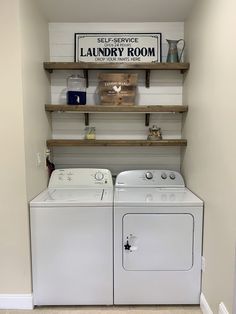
[114,170,203,305]
[30,168,113,306]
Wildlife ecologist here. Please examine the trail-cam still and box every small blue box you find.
[67,91,86,105]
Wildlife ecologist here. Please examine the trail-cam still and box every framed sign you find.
[74,33,162,63]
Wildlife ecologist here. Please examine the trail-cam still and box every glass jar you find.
[67,75,86,105]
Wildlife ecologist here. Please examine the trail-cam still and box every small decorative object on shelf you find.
[67,75,86,105]
[84,127,96,139]
[147,125,162,141]
[166,39,185,63]
[98,73,138,106]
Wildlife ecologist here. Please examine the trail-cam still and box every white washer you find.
[30,168,113,306]
[114,170,203,305]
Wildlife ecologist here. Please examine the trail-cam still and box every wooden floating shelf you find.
[45,104,188,113]
[43,62,190,88]
[45,104,188,126]
[46,139,187,147]
[44,62,190,71]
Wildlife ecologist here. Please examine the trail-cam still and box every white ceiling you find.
[37,0,195,23]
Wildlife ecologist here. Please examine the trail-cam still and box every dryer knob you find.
[161,172,167,180]
[95,172,104,181]
[169,172,176,180]
[145,172,153,180]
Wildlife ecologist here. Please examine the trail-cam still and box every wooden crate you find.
[98,73,138,106]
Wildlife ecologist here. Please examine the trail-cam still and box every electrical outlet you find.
[201,256,206,272]
[36,152,42,167]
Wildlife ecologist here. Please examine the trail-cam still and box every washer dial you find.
[95,172,104,181]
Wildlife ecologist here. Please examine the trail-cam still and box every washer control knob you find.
[169,173,176,180]
[95,172,104,181]
[161,172,167,180]
[145,172,153,180]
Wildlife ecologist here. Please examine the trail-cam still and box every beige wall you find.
[0,0,50,294]
[0,0,31,293]
[19,0,50,200]
[183,0,236,312]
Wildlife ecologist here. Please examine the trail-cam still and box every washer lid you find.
[114,187,203,206]
[30,188,113,207]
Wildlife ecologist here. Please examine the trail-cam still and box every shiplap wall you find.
[49,22,184,174]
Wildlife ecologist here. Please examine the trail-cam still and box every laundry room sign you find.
[74,33,162,63]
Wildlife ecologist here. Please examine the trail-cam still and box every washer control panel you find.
[48,168,113,188]
[116,170,185,188]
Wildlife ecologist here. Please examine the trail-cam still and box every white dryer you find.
[114,170,203,305]
[30,168,113,306]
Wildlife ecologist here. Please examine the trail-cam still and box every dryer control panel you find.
[48,168,113,188]
[116,170,185,188]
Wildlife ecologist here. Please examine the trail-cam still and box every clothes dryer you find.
[30,168,113,306]
[114,170,203,305]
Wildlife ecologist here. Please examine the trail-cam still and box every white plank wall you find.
[49,22,185,174]
[52,113,182,140]
[51,70,183,105]
[53,147,181,176]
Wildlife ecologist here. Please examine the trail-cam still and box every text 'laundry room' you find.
[1,1,236,314]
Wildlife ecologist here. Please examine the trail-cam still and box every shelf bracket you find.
[83,70,89,88]
[84,113,89,126]
[145,70,151,88]
[145,113,150,126]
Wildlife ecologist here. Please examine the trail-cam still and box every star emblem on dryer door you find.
[124,240,131,251]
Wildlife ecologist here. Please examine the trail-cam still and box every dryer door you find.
[123,213,193,271]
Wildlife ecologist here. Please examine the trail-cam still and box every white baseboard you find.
[0,294,33,309]
[219,302,229,314]
[200,293,213,314]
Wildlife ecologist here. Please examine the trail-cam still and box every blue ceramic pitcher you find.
[166,39,185,63]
